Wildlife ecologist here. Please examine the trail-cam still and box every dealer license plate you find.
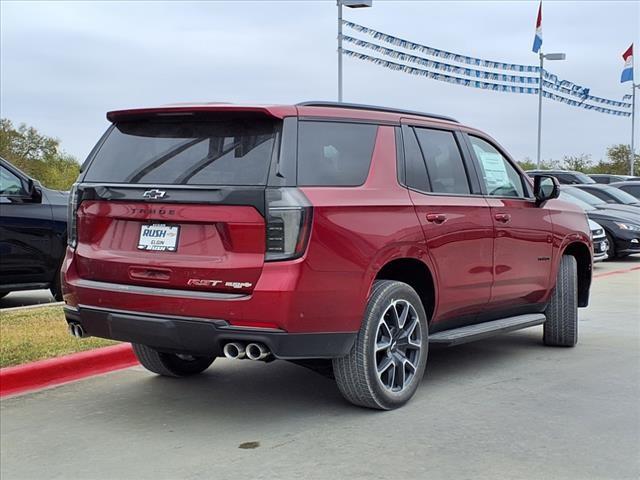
[137,224,180,252]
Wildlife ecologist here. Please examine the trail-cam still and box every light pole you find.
[337,0,372,102]
[630,83,639,175]
[536,51,566,168]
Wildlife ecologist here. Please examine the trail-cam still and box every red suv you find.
[62,102,592,410]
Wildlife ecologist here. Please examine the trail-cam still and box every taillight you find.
[67,184,79,248]
[265,188,312,261]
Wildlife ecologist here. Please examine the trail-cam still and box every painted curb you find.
[593,265,640,279]
[0,343,138,398]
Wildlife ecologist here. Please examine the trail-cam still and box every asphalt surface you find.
[1,258,639,480]
[0,290,55,309]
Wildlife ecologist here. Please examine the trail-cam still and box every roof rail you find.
[296,101,459,123]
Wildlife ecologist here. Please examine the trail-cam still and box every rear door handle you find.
[426,213,447,224]
[494,213,511,223]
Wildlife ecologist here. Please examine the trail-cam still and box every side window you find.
[297,121,377,186]
[402,127,430,192]
[468,136,525,198]
[414,128,470,194]
[0,165,26,196]
[583,188,612,203]
[622,185,640,198]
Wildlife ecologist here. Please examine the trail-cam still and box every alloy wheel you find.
[374,299,423,393]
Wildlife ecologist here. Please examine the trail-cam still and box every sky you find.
[1,0,638,164]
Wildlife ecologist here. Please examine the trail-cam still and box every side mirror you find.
[26,178,42,203]
[534,175,559,206]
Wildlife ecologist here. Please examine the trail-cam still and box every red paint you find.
[0,344,137,398]
[63,103,593,341]
[75,201,265,295]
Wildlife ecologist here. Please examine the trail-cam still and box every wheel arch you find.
[373,257,437,323]
[560,241,592,307]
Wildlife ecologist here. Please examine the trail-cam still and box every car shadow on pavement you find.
[41,328,549,428]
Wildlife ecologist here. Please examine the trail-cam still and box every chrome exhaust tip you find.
[246,343,270,361]
[68,322,87,338]
[223,342,246,360]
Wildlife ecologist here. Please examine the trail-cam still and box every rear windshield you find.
[84,117,278,185]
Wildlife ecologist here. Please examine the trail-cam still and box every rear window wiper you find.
[126,137,206,183]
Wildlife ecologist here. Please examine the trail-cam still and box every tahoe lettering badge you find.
[138,223,179,251]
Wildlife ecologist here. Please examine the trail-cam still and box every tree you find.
[517,157,537,171]
[590,144,639,176]
[561,154,592,172]
[0,119,80,190]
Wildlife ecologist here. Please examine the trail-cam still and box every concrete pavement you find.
[1,258,639,480]
[0,290,55,309]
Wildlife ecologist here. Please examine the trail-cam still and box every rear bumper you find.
[65,306,356,360]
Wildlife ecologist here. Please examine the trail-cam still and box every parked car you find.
[63,102,593,410]
[611,180,640,200]
[572,184,640,208]
[588,219,608,262]
[0,157,69,300]
[563,185,639,215]
[588,174,640,184]
[525,169,595,184]
[560,188,640,259]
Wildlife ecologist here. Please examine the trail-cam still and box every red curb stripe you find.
[0,343,138,398]
[593,265,640,279]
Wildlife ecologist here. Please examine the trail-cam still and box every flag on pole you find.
[532,1,543,53]
[621,44,633,83]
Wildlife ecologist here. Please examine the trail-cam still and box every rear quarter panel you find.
[299,125,429,332]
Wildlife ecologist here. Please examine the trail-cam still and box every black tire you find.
[50,270,63,301]
[604,232,617,260]
[333,280,429,410]
[132,344,215,377]
[544,255,578,347]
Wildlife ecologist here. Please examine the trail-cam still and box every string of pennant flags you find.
[342,34,631,110]
[343,49,631,117]
[342,20,631,116]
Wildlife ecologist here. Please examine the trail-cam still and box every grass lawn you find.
[0,306,117,368]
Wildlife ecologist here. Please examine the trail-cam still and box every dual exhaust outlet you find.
[68,322,88,338]
[223,342,270,361]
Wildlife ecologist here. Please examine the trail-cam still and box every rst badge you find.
[138,224,179,252]
[187,279,253,289]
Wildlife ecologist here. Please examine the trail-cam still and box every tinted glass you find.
[0,165,25,196]
[402,127,429,191]
[564,187,604,206]
[469,136,525,198]
[574,172,596,184]
[580,187,615,203]
[620,185,640,198]
[414,128,469,194]
[599,186,638,204]
[84,118,278,185]
[557,174,577,184]
[559,191,594,211]
[297,121,377,186]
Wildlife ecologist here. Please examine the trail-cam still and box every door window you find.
[414,128,470,194]
[402,127,430,192]
[0,165,26,196]
[469,136,525,198]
